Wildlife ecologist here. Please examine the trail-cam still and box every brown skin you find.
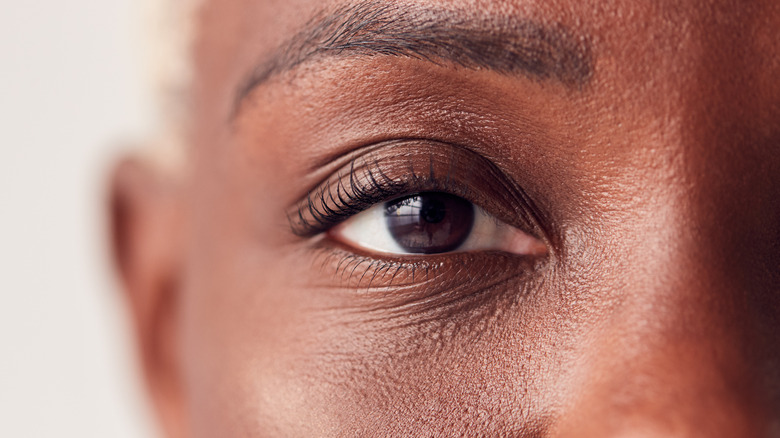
[110,0,780,436]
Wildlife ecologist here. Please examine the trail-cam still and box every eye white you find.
[331,200,546,256]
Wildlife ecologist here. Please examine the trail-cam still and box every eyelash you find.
[290,156,467,238]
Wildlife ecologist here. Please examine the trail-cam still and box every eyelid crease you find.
[286,140,551,245]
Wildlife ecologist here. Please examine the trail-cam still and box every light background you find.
[1,0,159,436]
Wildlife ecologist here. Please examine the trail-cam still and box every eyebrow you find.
[234,1,593,110]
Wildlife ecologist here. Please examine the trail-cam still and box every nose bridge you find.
[554,111,780,438]
[551,211,779,437]
[552,41,780,438]
[555,117,780,437]
[548,1,780,435]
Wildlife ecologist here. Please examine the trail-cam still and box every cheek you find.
[181,231,575,437]
[180,249,332,435]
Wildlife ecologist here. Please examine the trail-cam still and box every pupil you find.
[421,199,446,224]
[384,192,475,254]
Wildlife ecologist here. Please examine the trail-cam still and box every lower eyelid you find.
[302,242,544,320]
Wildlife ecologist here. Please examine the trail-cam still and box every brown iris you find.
[384,192,475,254]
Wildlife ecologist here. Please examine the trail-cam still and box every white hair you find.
[141,0,202,170]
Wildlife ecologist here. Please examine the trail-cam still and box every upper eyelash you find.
[290,156,444,237]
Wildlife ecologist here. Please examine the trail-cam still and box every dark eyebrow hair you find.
[234,1,593,111]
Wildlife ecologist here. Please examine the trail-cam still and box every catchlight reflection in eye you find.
[331,192,547,256]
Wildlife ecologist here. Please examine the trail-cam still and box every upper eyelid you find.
[287,140,550,242]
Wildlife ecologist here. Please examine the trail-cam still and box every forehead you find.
[192,0,780,124]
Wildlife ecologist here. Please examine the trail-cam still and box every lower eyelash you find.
[314,243,427,290]
[305,241,543,323]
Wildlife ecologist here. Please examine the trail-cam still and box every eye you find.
[331,192,547,256]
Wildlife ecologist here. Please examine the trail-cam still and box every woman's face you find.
[112,0,780,436]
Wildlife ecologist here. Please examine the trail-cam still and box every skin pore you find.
[110,0,780,436]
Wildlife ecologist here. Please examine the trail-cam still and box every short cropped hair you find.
[142,0,202,168]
